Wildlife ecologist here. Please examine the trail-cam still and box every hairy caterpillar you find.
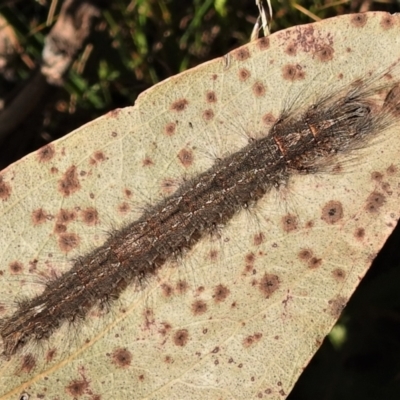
[1,59,400,359]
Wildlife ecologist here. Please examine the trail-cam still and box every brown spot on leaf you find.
[282,214,298,232]
[259,273,280,298]
[233,47,250,61]
[213,284,230,302]
[107,109,121,118]
[92,151,106,163]
[118,202,130,214]
[32,208,48,225]
[171,99,188,112]
[173,329,189,346]
[0,177,11,200]
[252,81,266,97]
[308,257,322,269]
[81,207,99,226]
[245,252,255,264]
[381,14,394,29]
[243,332,263,348]
[328,296,347,318]
[29,259,38,273]
[315,45,334,62]
[387,164,397,175]
[9,261,23,274]
[355,227,365,240]
[57,208,76,224]
[298,249,312,262]
[365,192,385,213]
[282,64,305,81]
[285,43,296,56]
[37,144,55,162]
[164,355,173,363]
[54,223,67,234]
[142,157,154,167]
[124,188,132,198]
[178,148,193,168]
[176,280,188,293]
[254,232,265,246]
[161,283,174,297]
[209,249,218,261]
[143,308,154,325]
[203,109,214,121]
[206,91,217,103]
[159,322,172,336]
[164,122,176,136]
[321,201,343,224]
[371,171,383,181]
[191,300,207,315]
[257,37,269,50]
[262,113,275,125]
[46,348,57,363]
[332,268,346,281]
[244,264,253,274]
[58,166,81,197]
[66,379,89,396]
[351,13,368,27]
[238,68,250,81]
[58,233,80,253]
[161,178,177,194]
[111,348,132,368]
[381,181,392,195]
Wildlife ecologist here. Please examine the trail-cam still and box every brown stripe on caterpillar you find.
[1,64,400,359]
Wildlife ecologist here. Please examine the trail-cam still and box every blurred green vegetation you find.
[1,1,400,399]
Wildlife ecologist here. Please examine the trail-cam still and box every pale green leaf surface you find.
[0,11,399,400]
